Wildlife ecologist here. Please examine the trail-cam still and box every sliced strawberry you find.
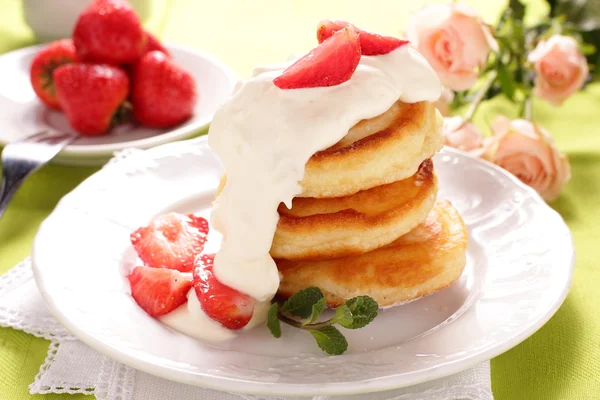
[273,26,361,89]
[317,20,409,56]
[130,213,209,272]
[128,266,192,317]
[193,254,255,329]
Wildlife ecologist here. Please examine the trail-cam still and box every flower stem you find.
[463,70,498,123]
[278,314,332,330]
[521,94,533,120]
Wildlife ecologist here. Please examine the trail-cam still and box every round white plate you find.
[0,44,237,166]
[32,138,574,397]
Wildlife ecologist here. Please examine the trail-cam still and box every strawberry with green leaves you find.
[73,0,146,64]
[53,63,130,136]
[132,51,196,128]
[30,39,79,109]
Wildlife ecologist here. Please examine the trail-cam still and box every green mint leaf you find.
[303,297,326,325]
[344,296,378,329]
[281,287,324,319]
[267,303,281,338]
[331,304,353,327]
[309,326,348,355]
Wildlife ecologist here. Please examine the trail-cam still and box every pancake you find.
[270,159,438,260]
[276,201,468,308]
[298,101,443,198]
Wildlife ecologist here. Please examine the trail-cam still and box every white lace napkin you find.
[0,258,493,400]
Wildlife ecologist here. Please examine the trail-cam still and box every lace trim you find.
[29,341,95,395]
[0,257,32,297]
[0,258,74,341]
[104,148,144,167]
[0,306,73,341]
[96,356,136,400]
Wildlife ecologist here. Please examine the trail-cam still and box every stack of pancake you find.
[270,101,468,308]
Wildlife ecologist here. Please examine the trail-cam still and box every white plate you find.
[0,44,237,166]
[32,138,575,396]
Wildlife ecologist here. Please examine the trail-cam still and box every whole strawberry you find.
[142,31,171,57]
[73,0,145,64]
[54,63,130,136]
[30,39,79,109]
[132,51,196,128]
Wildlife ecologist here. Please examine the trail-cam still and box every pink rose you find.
[435,87,454,116]
[528,35,588,106]
[406,3,498,91]
[443,116,483,151]
[487,116,571,201]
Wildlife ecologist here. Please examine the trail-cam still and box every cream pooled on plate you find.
[161,45,441,340]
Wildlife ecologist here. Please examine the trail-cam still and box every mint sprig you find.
[266,287,378,355]
[280,287,323,318]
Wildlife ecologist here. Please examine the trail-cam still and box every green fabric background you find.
[0,0,598,398]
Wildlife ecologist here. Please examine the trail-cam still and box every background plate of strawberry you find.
[0,0,237,166]
[31,136,573,396]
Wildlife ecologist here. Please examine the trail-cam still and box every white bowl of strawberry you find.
[0,0,236,166]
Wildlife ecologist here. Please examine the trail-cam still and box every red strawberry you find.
[73,0,145,64]
[317,20,409,56]
[274,26,361,89]
[132,51,196,128]
[193,254,255,329]
[142,31,171,57]
[30,39,79,109]
[53,63,129,136]
[128,266,192,317]
[130,213,209,272]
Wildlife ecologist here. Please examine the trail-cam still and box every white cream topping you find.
[161,45,441,341]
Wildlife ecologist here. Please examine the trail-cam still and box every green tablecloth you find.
[1,0,598,398]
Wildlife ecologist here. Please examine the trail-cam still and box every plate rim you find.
[0,43,238,157]
[31,139,575,396]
